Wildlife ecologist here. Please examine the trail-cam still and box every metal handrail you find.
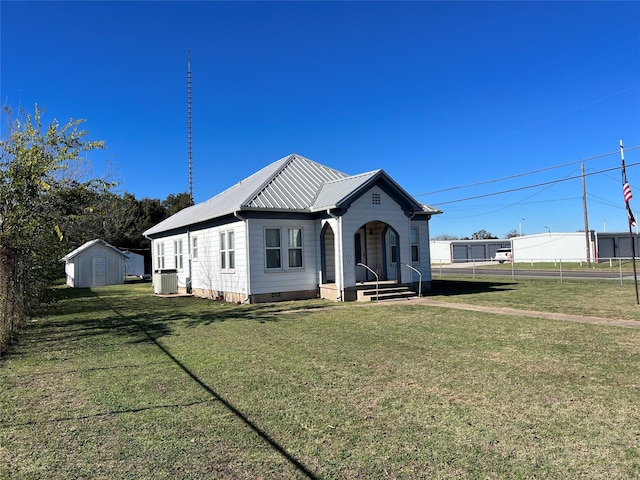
[402,263,422,297]
[356,263,379,301]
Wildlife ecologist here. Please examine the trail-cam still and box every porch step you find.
[357,285,419,302]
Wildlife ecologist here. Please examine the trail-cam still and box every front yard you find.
[1,279,639,478]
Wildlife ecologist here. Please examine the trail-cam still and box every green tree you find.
[471,230,497,240]
[0,105,105,353]
[433,234,460,241]
[163,192,193,216]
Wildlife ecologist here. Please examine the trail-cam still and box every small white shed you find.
[61,239,127,288]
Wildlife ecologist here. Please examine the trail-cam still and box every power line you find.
[415,145,640,197]
[430,161,640,207]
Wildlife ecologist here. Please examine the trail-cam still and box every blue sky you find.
[2,1,639,238]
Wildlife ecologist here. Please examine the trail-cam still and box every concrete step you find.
[357,285,418,302]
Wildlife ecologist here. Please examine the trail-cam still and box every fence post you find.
[620,258,623,285]
[559,259,563,283]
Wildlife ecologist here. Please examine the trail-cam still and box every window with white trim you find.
[156,242,165,270]
[288,228,303,268]
[265,228,281,269]
[174,239,183,270]
[220,230,235,271]
[192,236,198,261]
[228,230,235,269]
[220,232,226,269]
[265,227,304,270]
[411,227,419,262]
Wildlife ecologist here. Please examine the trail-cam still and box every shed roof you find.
[144,153,441,237]
[61,239,127,261]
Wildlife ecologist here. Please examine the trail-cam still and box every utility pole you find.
[582,163,591,267]
[187,50,193,205]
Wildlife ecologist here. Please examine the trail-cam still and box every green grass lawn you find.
[1,279,639,479]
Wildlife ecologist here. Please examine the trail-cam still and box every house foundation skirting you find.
[188,287,246,303]
[187,287,319,304]
[184,281,432,304]
[249,289,319,304]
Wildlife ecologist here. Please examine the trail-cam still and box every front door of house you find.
[355,229,368,282]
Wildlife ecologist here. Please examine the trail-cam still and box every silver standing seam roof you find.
[144,153,441,237]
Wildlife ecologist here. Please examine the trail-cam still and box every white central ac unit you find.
[153,270,178,294]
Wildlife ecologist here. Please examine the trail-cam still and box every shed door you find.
[93,257,107,286]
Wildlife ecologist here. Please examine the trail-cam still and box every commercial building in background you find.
[431,231,640,264]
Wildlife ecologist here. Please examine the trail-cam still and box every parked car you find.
[493,247,512,263]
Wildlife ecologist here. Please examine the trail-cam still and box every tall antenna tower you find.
[187,50,193,204]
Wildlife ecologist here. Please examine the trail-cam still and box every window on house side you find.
[220,232,226,269]
[228,231,235,270]
[411,227,419,262]
[157,242,165,270]
[265,228,281,269]
[288,228,303,268]
[192,236,198,261]
[174,239,183,270]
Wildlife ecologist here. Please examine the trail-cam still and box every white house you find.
[61,239,127,288]
[143,154,442,302]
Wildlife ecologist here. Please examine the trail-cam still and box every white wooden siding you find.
[409,217,433,283]
[340,185,412,286]
[190,221,248,296]
[247,218,319,295]
[150,221,248,297]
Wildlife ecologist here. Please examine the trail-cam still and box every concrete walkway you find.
[408,297,640,329]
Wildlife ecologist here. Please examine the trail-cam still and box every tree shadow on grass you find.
[97,292,319,479]
[32,286,331,349]
[15,288,318,476]
[179,301,333,329]
[429,279,517,297]
[14,286,175,353]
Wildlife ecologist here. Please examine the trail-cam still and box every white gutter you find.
[327,208,343,301]
[234,210,251,303]
[186,228,192,293]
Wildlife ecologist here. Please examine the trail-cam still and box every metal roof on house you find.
[61,239,127,261]
[311,170,381,211]
[143,153,441,237]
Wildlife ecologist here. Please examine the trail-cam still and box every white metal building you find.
[511,232,592,262]
[430,231,640,264]
[430,239,511,264]
[123,251,145,277]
